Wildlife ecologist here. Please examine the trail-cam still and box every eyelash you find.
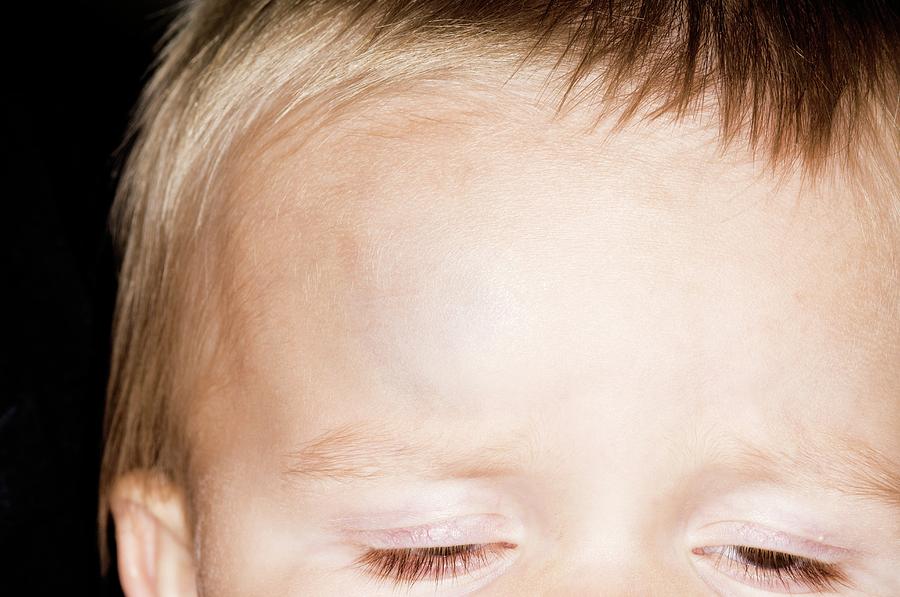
[708,545,849,592]
[357,543,849,592]
[355,542,516,586]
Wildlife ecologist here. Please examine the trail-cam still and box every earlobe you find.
[110,473,198,597]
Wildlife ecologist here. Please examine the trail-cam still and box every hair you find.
[99,0,899,569]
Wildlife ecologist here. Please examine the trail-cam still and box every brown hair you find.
[99,0,899,568]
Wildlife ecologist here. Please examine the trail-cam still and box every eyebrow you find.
[281,423,900,508]
[733,437,900,508]
[281,422,538,482]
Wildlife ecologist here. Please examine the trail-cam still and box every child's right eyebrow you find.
[280,422,534,484]
[279,422,900,511]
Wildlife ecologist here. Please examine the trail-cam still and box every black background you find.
[2,2,175,594]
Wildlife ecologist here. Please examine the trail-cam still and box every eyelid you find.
[692,521,850,562]
[340,513,521,549]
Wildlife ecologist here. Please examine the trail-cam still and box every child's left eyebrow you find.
[280,422,900,510]
[730,437,900,509]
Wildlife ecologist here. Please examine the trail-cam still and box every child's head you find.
[101,1,900,595]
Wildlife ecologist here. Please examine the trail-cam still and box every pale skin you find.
[110,82,900,596]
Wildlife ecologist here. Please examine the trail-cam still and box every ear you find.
[109,472,198,597]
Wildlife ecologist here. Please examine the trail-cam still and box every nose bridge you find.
[541,573,638,596]
[535,566,699,597]
[540,479,678,596]
[521,526,699,597]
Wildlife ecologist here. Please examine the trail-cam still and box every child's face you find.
[184,95,900,596]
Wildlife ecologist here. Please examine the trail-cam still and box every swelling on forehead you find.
[185,80,900,484]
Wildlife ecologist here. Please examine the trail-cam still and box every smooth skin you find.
[110,81,900,596]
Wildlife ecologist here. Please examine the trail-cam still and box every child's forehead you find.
[225,91,898,335]
[210,93,899,455]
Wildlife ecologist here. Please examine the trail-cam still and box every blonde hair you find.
[100,0,899,567]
